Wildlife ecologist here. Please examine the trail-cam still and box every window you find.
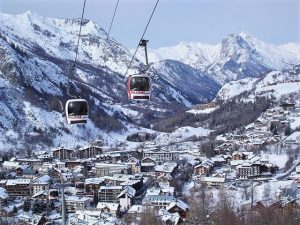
[130,77,150,91]
[68,101,88,116]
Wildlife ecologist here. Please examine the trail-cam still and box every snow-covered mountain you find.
[0,11,220,151]
[214,65,300,103]
[140,32,300,84]
[136,42,221,71]
[154,65,300,133]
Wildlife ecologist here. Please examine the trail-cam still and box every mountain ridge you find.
[0,11,220,151]
[137,32,300,84]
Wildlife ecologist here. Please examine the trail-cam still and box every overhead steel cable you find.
[124,0,160,77]
[107,0,120,40]
[68,0,87,97]
[101,0,120,67]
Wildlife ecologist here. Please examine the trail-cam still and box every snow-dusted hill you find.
[214,66,300,102]
[0,11,221,151]
[140,32,300,85]
[154,65,300,134]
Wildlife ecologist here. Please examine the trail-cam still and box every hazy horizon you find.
[0,0,299,48]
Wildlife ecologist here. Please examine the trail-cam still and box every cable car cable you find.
[100,0,119,67]
[107,0,120,40]
[124,0,160,77]
[67,0,87,97]
[65,0,89,125]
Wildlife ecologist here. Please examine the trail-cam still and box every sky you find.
[0,0,299,48]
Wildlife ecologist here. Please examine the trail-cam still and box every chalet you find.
[15,164,34,176]
[18,214,47,225]
[143,150,179,162]
[117,186,136,210]
[96,202,121,217]
[96,153,123,163]
[56,162,66,170]
[75,181,85,195]
[48,168,61,182]
[95,154,112,162]
[36,153,53,162]
[211,156,226,166]
[65,196,91,212]
[30,181,49,195]
[5,179,31,196]
[199,177,226,187]
[194,161,214,176]
[127,157,141,173]
[85,178,105,195]
[141,157,156,172]
[32,190,48,201]
[61,172,74,182]
[127,204,145,218]
[142,195,176,209]
[65,160,81,169]
[52,147,74,160]
[159,208,183,225]
[232,151,244,160]
[2,161,19,171]
[166,200,189,219]
[17,158,43,167]
[104,175,143,191]
[79,145,102,159]
[92,163,131,177]
[154,162,178,177]
[38,163,54,175]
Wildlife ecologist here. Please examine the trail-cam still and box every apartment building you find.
[98,186,123,203]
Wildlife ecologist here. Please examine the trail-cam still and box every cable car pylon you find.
[125,0,160,101]
[127,39,151,101]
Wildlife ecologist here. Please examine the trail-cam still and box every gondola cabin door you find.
[127,74,151,101]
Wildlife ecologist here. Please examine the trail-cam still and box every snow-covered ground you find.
[187,107,218,114]
[215,70,300,103]
[146,126,211,147]
[215,78,257,101]
[260,153,289,169]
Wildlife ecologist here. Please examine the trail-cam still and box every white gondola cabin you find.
[65,99,89,124]
[127,74,151,101]
[49,189,59,200]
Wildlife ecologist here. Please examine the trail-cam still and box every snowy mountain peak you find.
[141,32,300,85]
[0,11,142,75]
[17,10,39,18]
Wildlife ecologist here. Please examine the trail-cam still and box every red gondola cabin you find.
[127,74,151,101]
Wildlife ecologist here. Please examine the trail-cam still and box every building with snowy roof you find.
[65,195,91,212]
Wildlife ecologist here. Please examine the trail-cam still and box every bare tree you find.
[210,187,240,225]
[186,182,212,224]
[138,206,163,225]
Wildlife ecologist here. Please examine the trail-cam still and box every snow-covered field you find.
[187,107,218,114]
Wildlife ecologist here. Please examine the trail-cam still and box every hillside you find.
[154,66,300,134]
[0,11,220,151]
